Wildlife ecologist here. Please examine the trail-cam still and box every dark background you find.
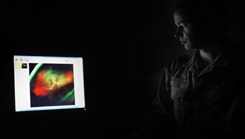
[2,0,245,138]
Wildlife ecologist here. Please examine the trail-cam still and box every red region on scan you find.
[33,69,73,97]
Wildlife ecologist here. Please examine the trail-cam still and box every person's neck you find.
[199,46,222,64]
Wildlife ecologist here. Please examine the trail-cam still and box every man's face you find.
[173,10,205,50]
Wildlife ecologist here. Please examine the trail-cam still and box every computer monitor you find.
[13,55,85,112]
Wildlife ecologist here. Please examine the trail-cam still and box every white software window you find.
[13,55,85,112]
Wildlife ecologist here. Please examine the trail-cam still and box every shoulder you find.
[225,45,243,72]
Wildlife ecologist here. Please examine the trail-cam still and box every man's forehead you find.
[173,11,190,25]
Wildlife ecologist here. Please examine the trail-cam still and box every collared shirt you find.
[150,49,244,138]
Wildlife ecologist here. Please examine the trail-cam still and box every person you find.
[129,0,245,138]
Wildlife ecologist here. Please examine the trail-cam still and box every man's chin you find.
[184,44,193,51]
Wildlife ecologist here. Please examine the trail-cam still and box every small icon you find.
[22,63,27,69]
[14,63,21,69]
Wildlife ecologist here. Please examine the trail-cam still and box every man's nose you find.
[174,27,181,38]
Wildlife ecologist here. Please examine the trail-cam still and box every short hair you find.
[173,0,230,43]
[173,0,229,27]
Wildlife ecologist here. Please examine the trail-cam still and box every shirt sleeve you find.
[226,93,245,138]
[224,66,245,138]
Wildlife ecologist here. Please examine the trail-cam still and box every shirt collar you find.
[183,49,231,68]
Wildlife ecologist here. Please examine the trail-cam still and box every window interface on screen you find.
[13,55,85,112]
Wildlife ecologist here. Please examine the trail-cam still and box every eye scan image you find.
[29,63,75,107]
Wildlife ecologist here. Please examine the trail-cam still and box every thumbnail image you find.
[29,63,75,107]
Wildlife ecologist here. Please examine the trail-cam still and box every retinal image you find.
[29,63,75,107]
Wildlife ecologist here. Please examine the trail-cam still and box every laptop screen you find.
[13,55,85,112]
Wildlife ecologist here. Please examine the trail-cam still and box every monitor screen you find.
[13,55,85,112]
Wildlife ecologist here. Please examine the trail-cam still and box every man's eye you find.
[177,26,184,30]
